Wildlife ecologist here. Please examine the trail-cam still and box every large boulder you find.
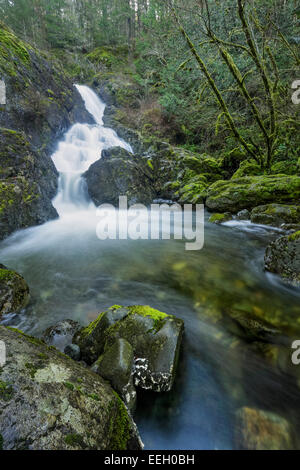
[251,204,300,227]
[0,326,141,450]
[73,305,184,393]
[265,231,300,286]
[235,407,293,450]
[0,264,29,319]
[84,147,156,206]
[206,176,300,213]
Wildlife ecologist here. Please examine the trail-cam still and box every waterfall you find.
[52,85,132,216]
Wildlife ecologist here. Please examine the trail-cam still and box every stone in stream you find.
[206,175,300,213]
[208,212,232,224]
[236,209,251,220]
[64,343,81,361]
[42,319,81,352]
[73,305,184,393]
[265,231,300,286]
[235,407,293,450]
[251,204,300,227]
[0,264,29,320]
[91,338,136,412]
[0,326,142,450]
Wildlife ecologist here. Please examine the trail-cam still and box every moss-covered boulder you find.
[206,175,300,213]
[92,338,136,412]
[235,407,293,450]
[231,159,262,179]
[84,146,156,206]
[208,213,232,224]
[0,326,141,450]
[0,264,29,319]
[73,305,184,393]
[251,204,300,227]
[265,231,300,286]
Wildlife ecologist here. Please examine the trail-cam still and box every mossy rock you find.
[231,159,262,179]
[206,175,300,213]
[265,231,300,286]
[74,305,184,392]
[0,264,29,319]
[251,204,300,227]
[0,326,141,450]
[209,212,232,224]
[271,160,299,176]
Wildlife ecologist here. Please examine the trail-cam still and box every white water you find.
[52,85,132,215]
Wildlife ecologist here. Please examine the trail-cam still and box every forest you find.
[0,0,300,452]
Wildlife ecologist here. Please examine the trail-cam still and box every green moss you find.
[128,305,169,331]
[288,231,300,242]
[0,380,13,401]
[64,433,84,448]
[25,362,38,378]
[7,327,45,347]
[209,213,232,224]
[109,392,131,450]
[0,268,16,281]
[88,393,100,401]
[0,21,31,76]
[80,312,106,339]
[64,381,75,391]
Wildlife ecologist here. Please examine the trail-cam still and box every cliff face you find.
[0,22,93,239]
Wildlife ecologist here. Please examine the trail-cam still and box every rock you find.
[0,22,93,239]
[265,231,300,286]
[225,308,281,343]
[42,320,81,352]
[74,305,184,392]
[91,338,136,412]
[208,212,232,224]
[251,204,300,227]
[0,264,29,319]
[271,160,299,176]
[236,209,251,220]
[235,407,293,450]
[206,176,300,213]
[231,159,262,179]
[84,147,156,206]
[64,344,81,361]
[0,326,142,450]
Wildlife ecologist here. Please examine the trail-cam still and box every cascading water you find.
[52,85,132,215]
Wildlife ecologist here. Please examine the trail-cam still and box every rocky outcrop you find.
[84,146,156,206]
[0,326,141,450]
[206,176,300,213]
[0,22,93,239]
[251,204,300,228]
[0,264,29,319]
[235,407,293,450]
[265,231,300,286]
[73,305,184,393]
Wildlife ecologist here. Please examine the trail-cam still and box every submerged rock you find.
[0,264,29,319]
[92,338,136,412]
[84,146,156,206]
[73,305,184,392]
[0,326,141,450]
[251,204,300,227]
[42,319,81,352]
[235,407,293,450]
[265,231,300,286]
[206,176,300,213]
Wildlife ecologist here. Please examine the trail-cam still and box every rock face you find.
[84,146,156,206]
[0,326,141,450]
[0,264,29,319]
[235,407,293,450]
[265,231,300,286]
[73,305,184,393]
[206,176,300,213]
[0,22,93,239]
[251,204,300,227]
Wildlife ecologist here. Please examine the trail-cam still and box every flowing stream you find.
[1,86,300,449]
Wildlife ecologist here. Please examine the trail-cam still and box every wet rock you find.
[0,326,142,450]
[206,176,300,213]
[236,209,250,220]
[208,212,232,224]
[84,146,156,206]
[74,305,184,392]
[225,308,281,343]
[42,319,81,352]
[64,343,81,361]
[265,231,300,286]
[235,407,293,450]
[251,204,300,227]
[92,338,136,412]
[0,264,29,319]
